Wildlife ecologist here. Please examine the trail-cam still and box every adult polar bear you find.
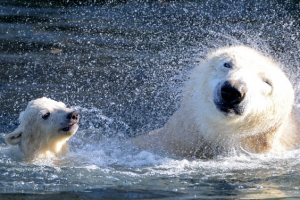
[135,45,300,158]
[5,97,79,160]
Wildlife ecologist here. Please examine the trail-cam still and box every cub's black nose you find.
[67,111,79,121]
[221,80,246,105]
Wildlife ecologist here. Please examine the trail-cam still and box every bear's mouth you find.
[61,123,78,132]
[215,103,244,116]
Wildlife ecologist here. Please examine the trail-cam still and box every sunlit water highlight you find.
[0,0,299,199]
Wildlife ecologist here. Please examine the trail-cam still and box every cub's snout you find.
[61,111,79,133]
[67,111,79,122]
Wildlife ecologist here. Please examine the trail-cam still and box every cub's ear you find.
[5,127,23,146]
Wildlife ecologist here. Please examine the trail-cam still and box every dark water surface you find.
[0,0,300,199]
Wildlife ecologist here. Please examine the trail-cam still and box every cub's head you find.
[5,97,79,155]
[197,46,294,133]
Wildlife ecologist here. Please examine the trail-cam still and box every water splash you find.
[0,0,299,198]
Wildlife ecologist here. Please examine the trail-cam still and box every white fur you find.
[5,97,79,160]
[134,46,300,158]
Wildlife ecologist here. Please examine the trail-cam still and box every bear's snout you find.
[220,80,246,106]
[214,80,247,115]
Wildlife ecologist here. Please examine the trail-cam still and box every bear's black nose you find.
[221,80,246,105]
[67,111,79,121]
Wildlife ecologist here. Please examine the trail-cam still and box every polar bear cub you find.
[5,97,79,159]
[135,45,300,158]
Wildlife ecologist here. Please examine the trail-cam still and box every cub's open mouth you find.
[61,123,77,132]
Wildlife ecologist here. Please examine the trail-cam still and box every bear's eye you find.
[42,112,50,120]
[223,62,232,68]
[263,78,272,87]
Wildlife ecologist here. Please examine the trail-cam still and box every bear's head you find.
[193,46,294,136]
[5,97,79,158]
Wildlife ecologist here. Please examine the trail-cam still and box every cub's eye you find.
[223,62,232,68]
[42,112,50,120]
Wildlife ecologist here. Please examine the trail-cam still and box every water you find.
[0,0,299,199]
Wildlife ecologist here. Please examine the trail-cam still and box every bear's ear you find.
[5,127,23,146]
